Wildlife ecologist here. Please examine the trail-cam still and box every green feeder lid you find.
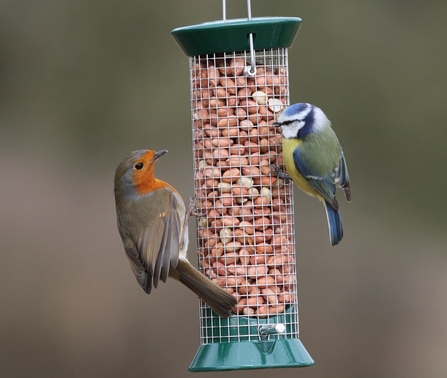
[171,17,302,56]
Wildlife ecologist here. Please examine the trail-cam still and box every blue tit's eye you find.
[134,163,144,170]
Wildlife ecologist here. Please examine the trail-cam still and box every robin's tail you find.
[171,259,237,318]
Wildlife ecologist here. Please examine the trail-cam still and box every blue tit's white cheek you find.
[281,121,303,139]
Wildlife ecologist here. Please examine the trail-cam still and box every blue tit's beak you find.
[273,121,281,128]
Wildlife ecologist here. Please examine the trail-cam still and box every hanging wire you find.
[222,0,252,20]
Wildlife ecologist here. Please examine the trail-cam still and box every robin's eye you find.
[134,163,144,170]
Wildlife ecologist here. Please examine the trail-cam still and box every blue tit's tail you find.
[324,201,343,246]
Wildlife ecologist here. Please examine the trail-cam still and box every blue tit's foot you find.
[270,165,292,184]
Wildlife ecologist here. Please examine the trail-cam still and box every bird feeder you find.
[172,1,314,371]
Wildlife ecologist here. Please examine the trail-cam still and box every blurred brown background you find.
[1,1,446,377]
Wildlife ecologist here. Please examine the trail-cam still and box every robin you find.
[114,149,236,317]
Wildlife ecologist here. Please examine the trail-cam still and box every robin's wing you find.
[122,243,149,291]
[292,146,340,210]
[122,188,183,294]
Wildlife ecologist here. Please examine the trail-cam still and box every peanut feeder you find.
[172,3,314,371]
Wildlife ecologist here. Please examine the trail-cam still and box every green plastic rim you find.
[171,17,302,57]
[189,339,314,372]
[190,307,314,371]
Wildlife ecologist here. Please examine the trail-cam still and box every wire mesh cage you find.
[192,49,296,325]
[172,2,314,371]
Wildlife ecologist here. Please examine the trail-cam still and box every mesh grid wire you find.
[190,48,299,343]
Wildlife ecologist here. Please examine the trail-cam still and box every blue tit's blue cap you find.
[283,103,311,117]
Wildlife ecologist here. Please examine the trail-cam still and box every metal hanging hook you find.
[244,33,256,77]
[246,0,256,76]
[222,0,256,76]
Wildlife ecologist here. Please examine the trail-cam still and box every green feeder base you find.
[189,338,314,372]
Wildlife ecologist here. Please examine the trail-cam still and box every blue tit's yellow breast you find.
[282,138,322,199]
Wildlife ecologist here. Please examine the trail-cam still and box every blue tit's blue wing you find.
[338,152,351,202]
[293,147,339,210]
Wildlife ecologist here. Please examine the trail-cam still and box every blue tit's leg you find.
[270,164,292,184]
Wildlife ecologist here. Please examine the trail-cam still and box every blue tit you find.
[273,103,351,246]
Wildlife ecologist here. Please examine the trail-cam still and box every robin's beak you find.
[153,149,168,162]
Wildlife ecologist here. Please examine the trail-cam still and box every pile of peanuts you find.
[191,53,297,317]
